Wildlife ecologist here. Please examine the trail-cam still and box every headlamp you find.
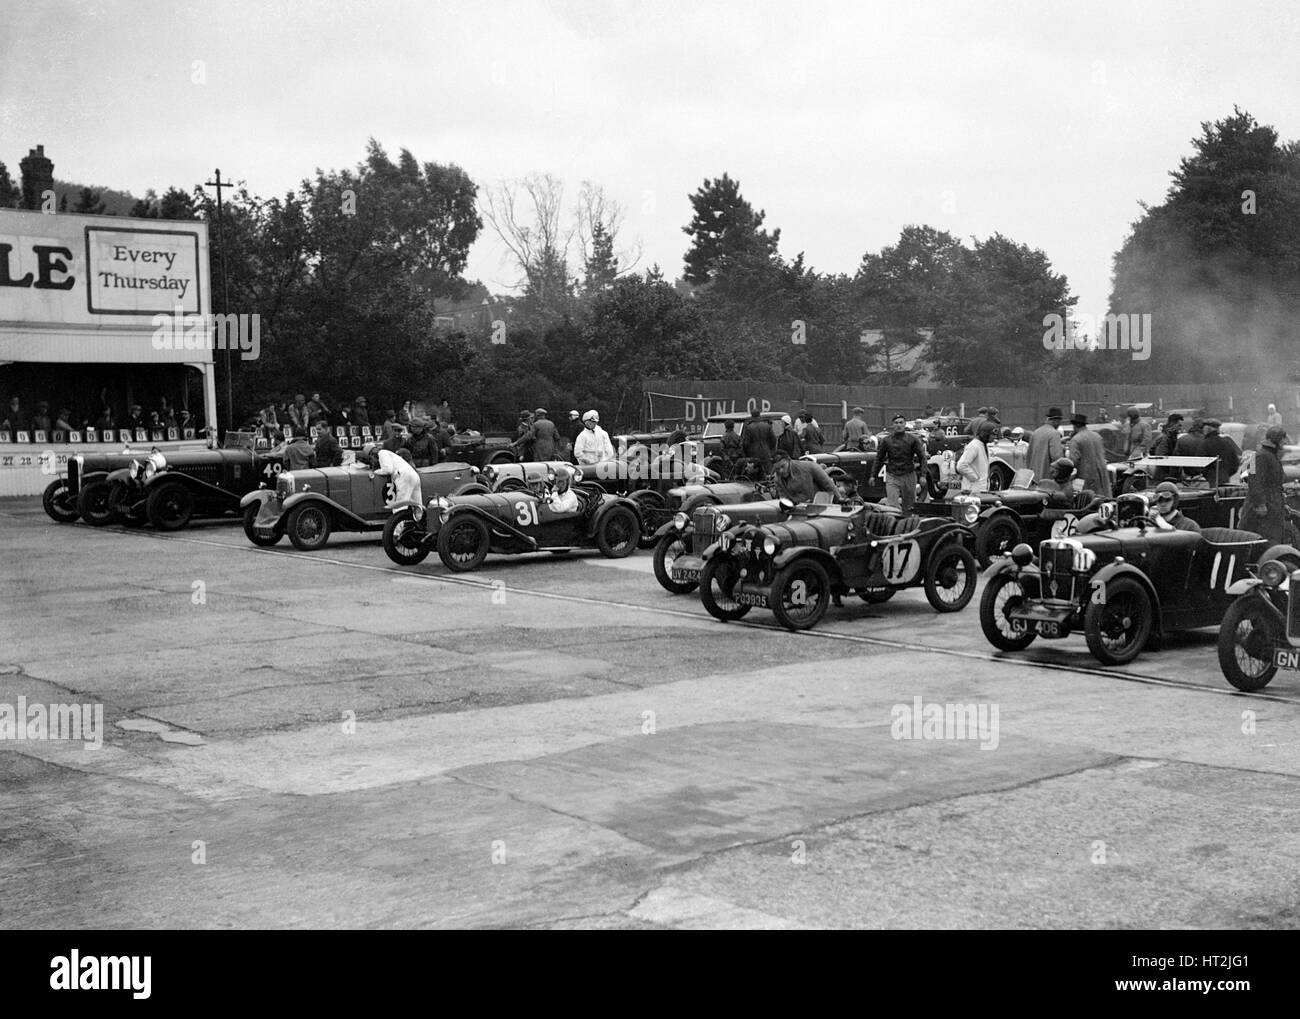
[718,513,732,530]
[674,512,688,530]
[1259,559,1288,587]
[762,535,778,556]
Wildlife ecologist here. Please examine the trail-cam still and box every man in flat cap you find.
[842,406,870,451]
[1201,418,1240,481]
[966,406,989,436]
[516,407,560,461]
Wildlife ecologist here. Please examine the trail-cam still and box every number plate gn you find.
[672,567,701,582]
[735,591,768,607]
[1273,647,1300,670]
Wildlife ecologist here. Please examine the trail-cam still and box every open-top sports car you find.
[43,449,140,523]
[979,493,1295,666]
[653,498,792,594]
[697,497,979,631]
[240,460,489,550]
[381,468,644,571]
[1107,455,1248,527]
[75,432,285,529]
[1216,553,1300,691]
[443,430,518,468]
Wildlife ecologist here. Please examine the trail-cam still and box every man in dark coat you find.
[521,408,560,460]
[1175,418,1205,457]
[352,396,370,429]
[314,425,343,467]
[1067,413,1111,497]
[721,421,742,466]
[1245,426,1287,543]
[1027,407,1064,481]
[776,415,801,460]
[966,407,989,436]
[799,411,825,454]
[740,409,776,473]
[405,418,439,467]
[1201,419,1241,481]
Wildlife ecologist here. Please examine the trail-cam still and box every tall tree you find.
[682,173,780,285]
[72,187,107,215]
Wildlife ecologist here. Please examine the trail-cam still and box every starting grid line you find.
[95,524,1300,707]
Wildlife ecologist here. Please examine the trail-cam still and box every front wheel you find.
[42,479,79,523]
[437,513,490,571]
[595,505,640,558]
[77,480,115,526]
[1084,576,1152,666]
[987,464,1013,492]
[653,532,697,594]
[770,558,833,631]
[243,503,283,546]
[975,515,1024,569]
[146,482,195,531]
[699,556,752,622]
[286,502,332,551]
[1217,595,1282,691]
[628,490,667,548]
[108,482,146,527]
[382,508,430,565]
[924,541,978,612]
[979,572,1037,651]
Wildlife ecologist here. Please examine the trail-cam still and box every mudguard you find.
[982,556,1022,581]
[240,489,276,509]
[653,518,689,541]
[1089,561,1163,631]
[278,490,369,528]
[388,498,426,518]
[106,466,135,486]
[1259,543,1300,568]
[770,544,842,581]
[447,503,540,548]
[1226,577,1264,597]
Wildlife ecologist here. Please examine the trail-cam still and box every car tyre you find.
[437,513,490,571]
[924,541,978,612]
[653,532,698,594]
[1217,595,1281,692]
[243,503,283,546]
[77,480,115,526]
[979,572,1037,651]
[975,515,1025,569]
[595,505,640,558]
[42,479,79,523]
[628,490,667,548]
[771,558,833,631]
[699,556,752,622]
[1084,576,1152,666]
[108,482,147,527]
[383,508,431,565]
[987,464,1013,492]
[286,503,332,551]
[146,482,195,531]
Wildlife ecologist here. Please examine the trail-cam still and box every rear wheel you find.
[979,572,1037,651]
[42,479,79,523]
[77,480,115,526]
[243,502,283,546]
[382,508,430,565]
[146,482,195,531]
[437,513,490,571]
[924,541,978,612]
[286,503,332,551]
[987,464,1013,492]
[628,490,667,548]
[770,558,833,631]
[107,482,146,527]
[975,515,1024,568]
[1084,577,1152,666]
[596,505,640,558]
[699,556,752,622]
[1217,595,1281,691]
[653,532,697,594]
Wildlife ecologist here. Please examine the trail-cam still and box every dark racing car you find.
[979,493,1296,666]
[653,498,793,594]
[240,459,489,550]
[696,498,978,631]
[381,467,644,571]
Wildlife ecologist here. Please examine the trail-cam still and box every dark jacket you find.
[721,430,742,460]
[314,432,343,468]
[406,431,439,467]
[777,425,801,460]
[526,418,560,460]
[286,438,316,471]
[740,418,776,463]
[1201,432,1240,480]
[352,404,370,428]
[800,421,825,455]
[773,458,837,503]
[1245,444,1286,544]
[878,432,927,476]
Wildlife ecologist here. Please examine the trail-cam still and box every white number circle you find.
[881,540,921,583]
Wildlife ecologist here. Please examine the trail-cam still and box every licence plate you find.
[1273,648,1300,670]
[943,479,961,489]
[672,567,701,582]
[1011,617,1064,638]
[736,591,768,607]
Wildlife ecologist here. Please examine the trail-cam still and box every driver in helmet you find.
[547,465,580,513]
[1151,480,1200,532]
[1036,457,1079,495]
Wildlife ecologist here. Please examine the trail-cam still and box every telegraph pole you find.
[204,169,233,437]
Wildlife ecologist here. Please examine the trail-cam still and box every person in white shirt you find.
[573,409,614,465]
[367,443,421,506]
[547,466,580,513]
[956,421,995,492]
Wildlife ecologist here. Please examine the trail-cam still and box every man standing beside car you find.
[1027,407,1065,482]
[842,406,870,451]
[1067,413,1112,498]
[405,418,439,467]
[574,410,615,465]
[314,424,343,467]
[1245,426,1288,544]
[878,413,927,511]
[1123,405,1154,460]
[957,420,996,493]
[1201,418,1241,481]
[740,408,776,473]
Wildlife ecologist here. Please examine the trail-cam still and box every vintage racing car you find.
[381,468,644,571]
[696,497,978,630]
[43,449,141,523]
[1216,551,1300,691]
[979,493,1295,666]
[653,498,794,594]
[1106,455,1248,527]
[240,459,489,550]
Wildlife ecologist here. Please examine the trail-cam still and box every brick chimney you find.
[20,144,54,211]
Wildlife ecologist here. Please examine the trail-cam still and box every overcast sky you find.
[4,0,1300,322]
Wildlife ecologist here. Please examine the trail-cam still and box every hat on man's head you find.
[1046,407,1063,420]
[1166,412,1184,424]
[569,410,579,418]
[1265,425,1288,448]
[356,396,367,405]
[1268,403,1277,413]
[851,406,864,415]
[582,409,599,423]
[892,413,907,423]
[781,414,792,425]
[534,407,548,417]
[987,406,1000,417]
[1070,413,1088,426]
[1126,405,1141,418]
[1204,418,1222,429]
[1011,426,1025,438]
[977,406,989,415]
[749,407,760,417]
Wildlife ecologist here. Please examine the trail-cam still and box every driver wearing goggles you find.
[1151,481,1200,532]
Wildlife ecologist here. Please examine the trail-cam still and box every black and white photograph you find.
[2,0,1298,961]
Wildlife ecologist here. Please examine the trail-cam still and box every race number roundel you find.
[881,540,921,584]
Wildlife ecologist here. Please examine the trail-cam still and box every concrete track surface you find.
[2,498,1299,930]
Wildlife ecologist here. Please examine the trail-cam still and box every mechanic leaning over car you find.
[1244,425,1288,543]
[877,413,928,512]
[1151,481,1201,532]
[771,449,838,503]
[366,443,421,507]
